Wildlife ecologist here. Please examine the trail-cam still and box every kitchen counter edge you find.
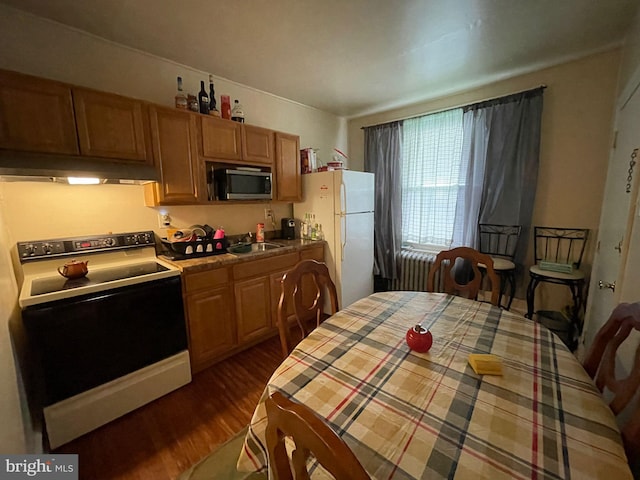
[159,239,326,273]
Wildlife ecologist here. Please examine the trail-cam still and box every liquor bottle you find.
[208,75,220,117]
[198,81,210,115]
[231,99,245,123]
[301,214,308,239]
[174,76,187,109]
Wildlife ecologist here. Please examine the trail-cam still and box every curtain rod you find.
[360,84,547,130]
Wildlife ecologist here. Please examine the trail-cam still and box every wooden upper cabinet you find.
[200,115,242,161]
[275,132,301,201]
[0,69,79,155]
[242,124,274,165]
[73,88,152,164]
[146,106,200,204]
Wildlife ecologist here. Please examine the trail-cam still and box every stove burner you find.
[31,262,169,296]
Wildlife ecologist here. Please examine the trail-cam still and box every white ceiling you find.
[1,0,638,118]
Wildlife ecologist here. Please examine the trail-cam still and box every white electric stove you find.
[17,231,191,449]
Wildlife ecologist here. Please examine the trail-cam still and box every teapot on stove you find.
[58,259,89,279]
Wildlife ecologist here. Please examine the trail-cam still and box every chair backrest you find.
[427,246,500,306]
[533,227,589,269]
[582,302,640,460]
[478,223,522,260]
[277,259,339,358]
[265,391,370,480]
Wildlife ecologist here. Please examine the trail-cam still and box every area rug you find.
[179,427,267,480]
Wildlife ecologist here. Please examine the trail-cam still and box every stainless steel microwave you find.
[213,168,272,200]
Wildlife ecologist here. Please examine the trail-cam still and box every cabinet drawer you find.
[183,266,230,292]
[233,253,298,280]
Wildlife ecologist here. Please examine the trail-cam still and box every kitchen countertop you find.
[158,239,326,273]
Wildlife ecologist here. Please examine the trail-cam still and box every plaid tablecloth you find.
[237,292,631,479]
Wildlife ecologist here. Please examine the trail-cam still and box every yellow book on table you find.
[468,354,503,375]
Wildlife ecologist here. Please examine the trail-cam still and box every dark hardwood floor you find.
[55,335,284,480]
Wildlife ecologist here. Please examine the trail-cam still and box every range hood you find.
[0,150,159,184]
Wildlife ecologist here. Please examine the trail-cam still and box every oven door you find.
[22,276,187,406]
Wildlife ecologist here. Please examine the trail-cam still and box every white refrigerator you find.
[294,170,375,309]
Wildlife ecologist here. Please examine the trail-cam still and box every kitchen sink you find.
[228,242,286,255]
[251,242,285,251]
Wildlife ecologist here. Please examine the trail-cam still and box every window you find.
[401,108,464,250]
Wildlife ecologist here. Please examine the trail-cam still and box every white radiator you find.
[391,250,436,291]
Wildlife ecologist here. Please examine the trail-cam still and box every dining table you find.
[236,291,632,479]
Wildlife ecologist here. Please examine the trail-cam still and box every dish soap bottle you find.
[231,99,245,123]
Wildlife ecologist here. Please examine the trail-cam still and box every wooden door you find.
[0,69,78,154]
[186,286,236,373]
[148,106,200,204]
[242,125,274,165]
[275,132,301,201]
[73,88,152,163]
[200,115,242,160]
[583,80,640,350]
[234,276,272,344]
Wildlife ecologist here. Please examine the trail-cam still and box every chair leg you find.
[506,270,516,311]
[526,275,538,319]
[568,280,586,334]
[497,272,507,309]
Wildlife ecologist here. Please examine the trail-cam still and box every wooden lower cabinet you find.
[234,276,272,344]
[183,245,325,373]
[183,266,236,373]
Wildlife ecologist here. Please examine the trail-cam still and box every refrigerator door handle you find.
[341,212,346,262]
[340,181,347,261]
[340,181,347,215]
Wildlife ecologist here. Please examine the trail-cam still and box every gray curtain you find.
[453,88,544,266]
[364,121,403,279]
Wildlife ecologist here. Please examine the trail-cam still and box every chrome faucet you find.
[244,232,253,243]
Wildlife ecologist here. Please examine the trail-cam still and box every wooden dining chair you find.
[277,259,339,358]
[265,391,370,480]
[582,302,640,460]
[427,246,500,307]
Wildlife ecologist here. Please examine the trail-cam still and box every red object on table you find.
[406,325,433,353]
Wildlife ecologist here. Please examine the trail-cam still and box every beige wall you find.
[348,50,621,310]
[0,203,33,453]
